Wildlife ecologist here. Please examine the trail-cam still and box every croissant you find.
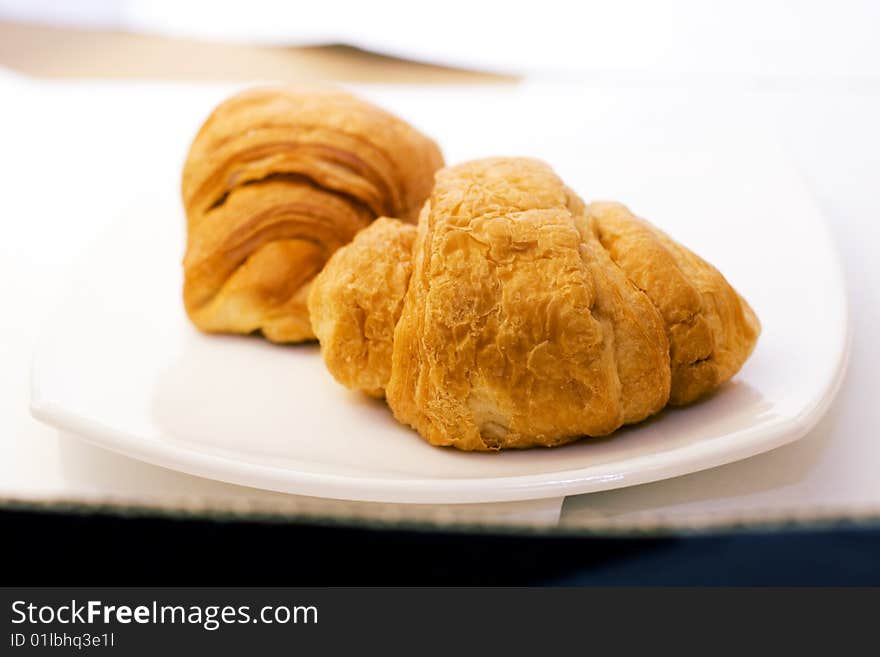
[309,157,760,451]
[181,87,444,343]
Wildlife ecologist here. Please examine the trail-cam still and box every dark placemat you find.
[4,508,879,585]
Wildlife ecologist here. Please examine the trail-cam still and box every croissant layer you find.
[182,87,443,342]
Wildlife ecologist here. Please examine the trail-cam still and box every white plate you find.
[29,90,848,504]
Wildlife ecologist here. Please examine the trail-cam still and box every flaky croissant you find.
[309,157,760,451]
[181,87,443,343]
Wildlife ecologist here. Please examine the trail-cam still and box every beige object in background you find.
[181,86,443,342]
[310,157,760,450]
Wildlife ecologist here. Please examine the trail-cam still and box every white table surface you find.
[1,69,878,532]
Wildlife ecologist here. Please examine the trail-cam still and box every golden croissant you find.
[181,87,444,343]
[309,158,760,451]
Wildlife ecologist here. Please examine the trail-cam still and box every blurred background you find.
[2,0,879,81]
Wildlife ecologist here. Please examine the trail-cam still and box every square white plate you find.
[29,87,848,504]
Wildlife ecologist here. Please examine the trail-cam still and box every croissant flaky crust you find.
[586,201,761,406]
[309,217,418,398]
[181,87,443,343]
[309,157,760,451]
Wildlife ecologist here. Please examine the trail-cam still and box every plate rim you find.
[30,324,849,504]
